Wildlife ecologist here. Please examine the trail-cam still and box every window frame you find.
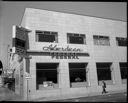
[67,33,86,44]
[69,63,88,88]
[116,37,127,46]
[96,63,113,85]
[93,35,110,46]
[36,30,58,43]
[36,63,59,90]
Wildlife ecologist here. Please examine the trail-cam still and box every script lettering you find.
[43,44,82,52]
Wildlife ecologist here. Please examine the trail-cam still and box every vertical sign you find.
[12,25,31,56]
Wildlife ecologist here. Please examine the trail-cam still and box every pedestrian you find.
[102,81,107,94]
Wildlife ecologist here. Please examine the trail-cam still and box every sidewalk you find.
[0,87,23,101]
[33,89,126,101]
[0,87,126,101]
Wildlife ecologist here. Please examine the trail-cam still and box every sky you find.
[0,1,127,69]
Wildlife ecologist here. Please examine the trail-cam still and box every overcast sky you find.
[0,1,127,69]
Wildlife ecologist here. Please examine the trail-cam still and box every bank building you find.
[8,8,127,100]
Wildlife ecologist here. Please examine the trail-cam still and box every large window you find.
[116,37,127,46]
[36,63,59,90]
[93,35,110,46]
[96,63,112,85]
[36,30,58,43]
[67,33,86,44]
[69,63,88,88]
[119,62,127,79]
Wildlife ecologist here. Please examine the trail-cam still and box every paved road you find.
[52,92,127,102]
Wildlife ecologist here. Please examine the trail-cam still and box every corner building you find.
[13,8,127,100]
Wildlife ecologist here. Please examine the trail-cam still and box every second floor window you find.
[93,35,110,46]
[36,30,58,43]
[67,33,86,44]
[116,37,127,46]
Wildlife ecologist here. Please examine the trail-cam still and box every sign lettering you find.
[51,52,79,59]
[42,44,83,59]
[43,44,82,52]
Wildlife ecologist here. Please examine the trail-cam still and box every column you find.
[23,58,27,100]
[23,56,33,100]
[86,64,90,86]
[88,61,98,86]
[59,61,70,89]
[110,63,115,84]
[28,58,36,96]
[112,62,122,85]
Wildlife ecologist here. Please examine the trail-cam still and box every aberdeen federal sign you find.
[42,44,84,59]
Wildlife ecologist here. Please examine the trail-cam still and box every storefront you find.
[10,8,127,100]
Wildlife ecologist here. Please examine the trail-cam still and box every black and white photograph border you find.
[0,1,127,102]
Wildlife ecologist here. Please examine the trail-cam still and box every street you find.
[51,92,127,102]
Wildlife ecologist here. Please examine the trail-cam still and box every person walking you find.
[102,81,107,94]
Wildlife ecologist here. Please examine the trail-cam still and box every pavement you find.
[0,86,22,101]
[0,86,127,101]
[52,92,127,102]
[33,89,127,101]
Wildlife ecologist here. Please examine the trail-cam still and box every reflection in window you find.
[93,35,110,46]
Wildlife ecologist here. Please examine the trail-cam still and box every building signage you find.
[42,44,84,59]
[43,44,82,52]
[50,52,79,59]
[12,25,31,56]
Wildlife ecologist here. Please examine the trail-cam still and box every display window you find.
[69,63,88,88]
[36,63,59,90]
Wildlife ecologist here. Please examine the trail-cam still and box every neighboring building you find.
[0,60,3,86]
[10,8,127,100]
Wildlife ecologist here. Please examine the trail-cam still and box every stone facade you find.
[12,8,127,100]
